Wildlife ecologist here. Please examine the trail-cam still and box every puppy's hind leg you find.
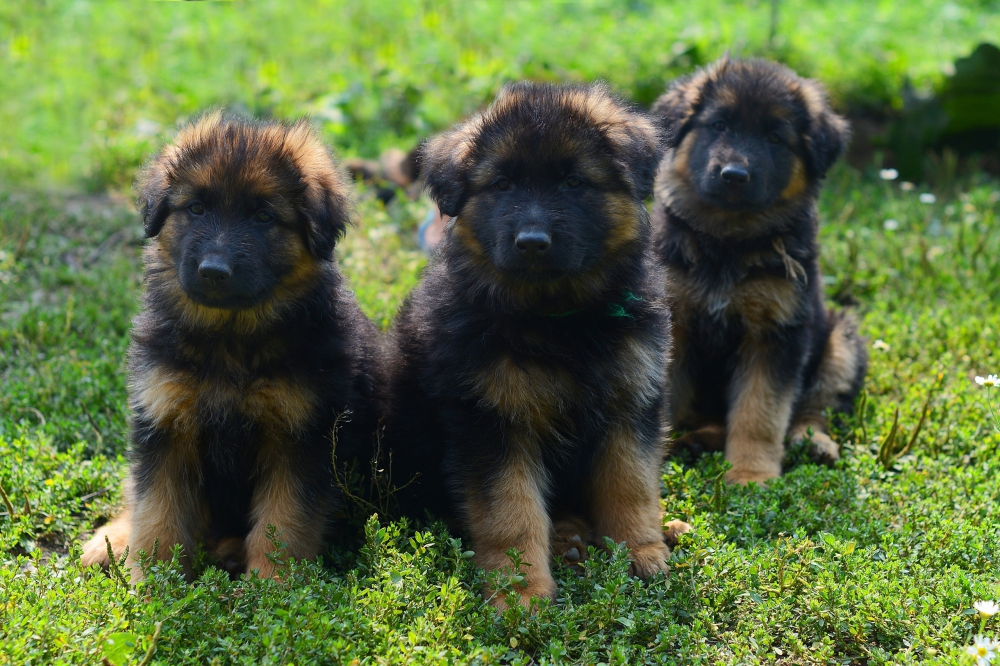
[789,311,868,464]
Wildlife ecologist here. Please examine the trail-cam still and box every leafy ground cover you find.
[3,1,1000,664]
[2,167,1000,664]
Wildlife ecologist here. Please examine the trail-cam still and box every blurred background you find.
[2,0,999,191]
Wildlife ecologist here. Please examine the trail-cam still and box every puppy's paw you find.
[551,517,591,566]
[673,425,726,457]
[628,541,671,579]
[726,467,780,486]
[805,431,840,465]
[486,574,557,611]
[663,519,693,549]
[80,520,130,569]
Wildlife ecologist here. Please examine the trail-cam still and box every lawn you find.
[2,2,1000,664]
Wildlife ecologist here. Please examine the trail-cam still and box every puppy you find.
[650,56,867,485]
[80,113,382,580]
[383,82,674,608]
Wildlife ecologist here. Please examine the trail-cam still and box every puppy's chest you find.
[669,264,801,335]
[131,360,318,436]
[469,333,663,428]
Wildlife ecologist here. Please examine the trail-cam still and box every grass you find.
[3,2,1000,664]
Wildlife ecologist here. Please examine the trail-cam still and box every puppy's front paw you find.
[663,520,693,549]
[726,467,780,486]
[628,541,671,579]
[805,431,840,465]
[80,520,130,569]
[486,573,557,611]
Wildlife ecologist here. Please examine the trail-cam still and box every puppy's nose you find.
[721,164,750,184]
[198,254,232,281]
[515,230,551,258]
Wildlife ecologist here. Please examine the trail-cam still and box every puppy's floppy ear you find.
[284,120,353,261]
[798,79,851,178]
[135,159,171,238]
[416,130,472,218]
[650,60,721,142]
[616,112,667,201]
[301,173,351,261]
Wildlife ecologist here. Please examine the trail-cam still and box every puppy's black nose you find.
[515,230,551,258]
[721,164,750,184]
[198,255,232,281]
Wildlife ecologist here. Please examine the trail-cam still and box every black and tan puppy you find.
[80,113,381,580]
[650,56,867,485]
[383,82,674,608]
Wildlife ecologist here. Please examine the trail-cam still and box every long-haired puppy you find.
[383,82,675,608]
[80,113,381,580]
[650,56,867,485]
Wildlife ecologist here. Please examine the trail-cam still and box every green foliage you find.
[2,0,1000,189]
[2,168,1000,663]
[3,2,1000,663]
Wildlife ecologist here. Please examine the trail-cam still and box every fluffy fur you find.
[650,56,867,485]
[80,113,382,580]
[382,82,676,608]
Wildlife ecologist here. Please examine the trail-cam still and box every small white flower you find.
[873,339,890,351]
[879,168,899,180]
[883,219,900,231]
[966,635,999,665]
[919,193,937,204]
[900,181,916,191]
[976,600,1000,618]
[976,375,999,388]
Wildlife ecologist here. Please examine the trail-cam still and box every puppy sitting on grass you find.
[651,57,867,485]
[384,82,677,609]
[80,113,382,580]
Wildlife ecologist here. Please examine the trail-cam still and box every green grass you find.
[3,2,1000,664]
[3,0,1000,189]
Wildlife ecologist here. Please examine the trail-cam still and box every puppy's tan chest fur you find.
[132,363,316,435]
[472,334,663,430]
[670,266,800,334]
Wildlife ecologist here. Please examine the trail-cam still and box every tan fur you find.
[126,442,207,581]
[474,356,575,433]
[464,440,554,610]
[779,156,808,201]
[589,425,670,577]
[725,353,796,484]
[244,441,323,578]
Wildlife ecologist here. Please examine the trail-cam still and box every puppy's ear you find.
[301,175,351,261]
[798,79,851,178]
[416,131,472,218]
[616,112,666,201]
[135,160,171,238]
[650,61,720,143]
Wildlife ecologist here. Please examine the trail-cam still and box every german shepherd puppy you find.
[383,82,674,608]
[80,113,381,580]
[650,56,867,485]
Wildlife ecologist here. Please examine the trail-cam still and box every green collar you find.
[540,290,642,319]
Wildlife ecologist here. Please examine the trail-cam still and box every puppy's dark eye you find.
[712,121,727,132]
[189,203,205,216]
[767,132,783,144]
[565,176,583,188]
[494,178,512,192]
[255,211,274,224]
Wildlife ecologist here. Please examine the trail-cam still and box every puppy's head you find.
[137,112,351,312]
[653,57,849,236]
[419,82,663,291]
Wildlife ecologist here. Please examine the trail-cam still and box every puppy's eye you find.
[255,211,274,224]
[494,178,512,192]
[712,121,727,132]
[565,176,583,188]
[188,203,205,216]
[767,132,783,144]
